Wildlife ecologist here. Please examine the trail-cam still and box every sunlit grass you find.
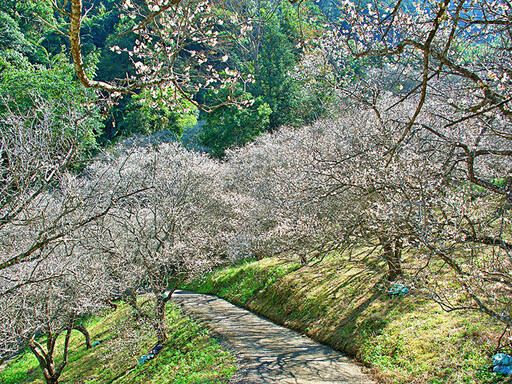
[183,255,508,384]
[0,302,235,384]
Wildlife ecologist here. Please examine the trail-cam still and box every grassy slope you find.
[183,256,509,384]
[0,302,235,384]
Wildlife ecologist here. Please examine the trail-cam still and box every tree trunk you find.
[73,324,91,349]
[254,250,264,261]
[107,300,118,310]
[28,327,72,384]
[154,296,168,344]
[380,237,403,281]
[28,337,55,384]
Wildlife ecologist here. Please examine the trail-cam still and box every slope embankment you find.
[183,256,507,384]
[0,302,235,384]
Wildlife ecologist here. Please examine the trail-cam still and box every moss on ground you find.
[183,256,509,384]
[0,302,235,384]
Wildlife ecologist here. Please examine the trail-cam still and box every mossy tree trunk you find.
[73,323,91,349]
[154,295,169,344]
[380,237,403,281]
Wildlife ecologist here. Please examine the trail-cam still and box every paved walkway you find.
[172,290,374,384]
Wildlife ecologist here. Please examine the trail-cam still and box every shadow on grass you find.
[238,258,423,359]
[105,364,138,384]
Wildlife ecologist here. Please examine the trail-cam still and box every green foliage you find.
[253,21,300,130]
[0,302,235,384]
[0,48,31,73]
[249,2,331,131]
[0,0,332,149]
[0,12,31,53]
[93,16,138,142]
[0,0,57,65]
[0,55,101,158]
[120,90,198,139]
[198,1,331,157]
[1,57,76,107]
[95,15,136,82]
[80,1,120,54]
[0,0,54,41]
[201,92,271,158]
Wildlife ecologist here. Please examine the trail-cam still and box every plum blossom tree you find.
[0,97,150,382]
[45,0,256,110]
[310,0,512,189]
[224,105,427,276]
[0,95,101,273]
[224,124,345,264]
[0,232,113,384]
[227,95,512,326]
[87,142,234,343]
[283,0,512,326]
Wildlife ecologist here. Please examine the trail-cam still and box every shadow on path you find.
[172,290,374,384]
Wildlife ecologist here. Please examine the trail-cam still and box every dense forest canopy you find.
[0,0,329,149]
[0,0,511,383]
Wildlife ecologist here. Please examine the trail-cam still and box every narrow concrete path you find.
[172,290,374,384]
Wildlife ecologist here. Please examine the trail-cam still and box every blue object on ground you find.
[388,283,409,296]
[493,365,512,375]
[92,341,101,347]
[492,353,512,374]
[138,344,163,366]
[138,355,150,366]
[150,344,163,355]
[493,353,512,367]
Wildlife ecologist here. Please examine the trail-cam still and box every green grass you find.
[183,256,510,384]
[0,301,235,384]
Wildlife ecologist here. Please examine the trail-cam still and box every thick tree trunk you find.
[73,324,91,349]
[380,237,403,281]
[254,250,265,261]
[107,300,118,310]
[154,296,168,344]
[29,336,56,384]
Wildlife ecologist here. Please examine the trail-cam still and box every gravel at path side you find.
[172,290,375,384]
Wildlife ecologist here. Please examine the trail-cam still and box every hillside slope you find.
[184,256,508,384]
[0,302,235,384]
